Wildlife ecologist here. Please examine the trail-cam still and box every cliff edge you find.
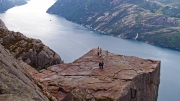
[27,48,161,101]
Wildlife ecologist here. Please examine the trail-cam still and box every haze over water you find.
[0,0,180,101]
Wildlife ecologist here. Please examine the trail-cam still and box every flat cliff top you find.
[30,48,160,100]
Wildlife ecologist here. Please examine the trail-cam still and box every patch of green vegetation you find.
[155,9,163,14]
[161,6,180,18]
[139,30,180,50]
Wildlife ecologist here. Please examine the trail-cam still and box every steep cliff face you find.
[0,19,7,29]
[0,0,27,12]
[0,44,51,101]
[0,28,63,70]
[27,48,161,101]
[47,0,180,50]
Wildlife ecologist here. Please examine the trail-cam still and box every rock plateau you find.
[27,48,161,101]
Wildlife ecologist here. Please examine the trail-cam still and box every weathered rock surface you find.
[28,48,160,101]
[0,44,50,101]
[0,28,63,70]
[0,19,7,29]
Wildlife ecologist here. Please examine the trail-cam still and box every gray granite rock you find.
[0,44,50,101]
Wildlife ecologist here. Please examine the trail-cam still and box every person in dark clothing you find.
[99,62,102,69]
[99,61,104,69]
[97,52,100,56]
[101,61,104,69]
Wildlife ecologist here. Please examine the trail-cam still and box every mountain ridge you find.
[47,0,180,50]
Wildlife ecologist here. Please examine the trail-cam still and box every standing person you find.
[99,62,102,69]
[97,46,100,56]
[101,61,104,69]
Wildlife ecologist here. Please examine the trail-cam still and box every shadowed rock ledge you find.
[27,48,161,101]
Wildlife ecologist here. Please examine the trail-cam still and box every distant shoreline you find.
[0,0,27,13]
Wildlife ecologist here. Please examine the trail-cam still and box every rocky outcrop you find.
[0,28,63,70]
[0,44,51,101]
[0,19,7,29]
[47,0,180,50]
[27,48,161,101]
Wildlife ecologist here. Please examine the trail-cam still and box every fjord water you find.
[0,0,179,100]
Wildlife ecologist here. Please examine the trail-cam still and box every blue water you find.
[0,0,180,100]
